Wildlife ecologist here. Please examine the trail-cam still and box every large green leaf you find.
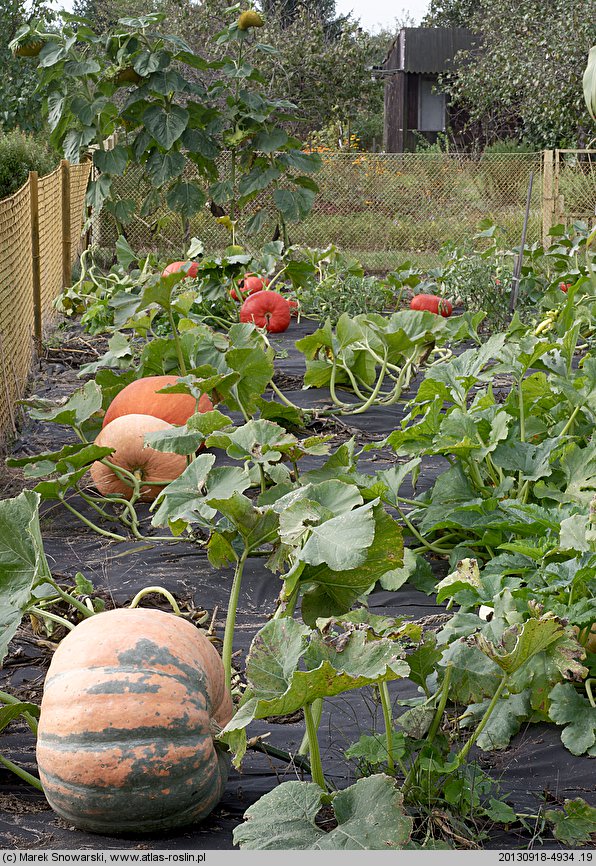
[273,187,316,222]
[207,492,279,552]
[166,180,206,219]
[143,103,188,149]
[151,457,250,531]
[22,380,102,427]
[233,776,412,850]
[300,506,404,624]
[548,683,596,756]
[0,492,51,664]
[471,615,568,675]
[460,691,532,751]
[206,419,296,466]
[221,618,409,763]
[298,501,375,571]
[146,150,185,187]
[546,798,596,846]
[93,145,128,176]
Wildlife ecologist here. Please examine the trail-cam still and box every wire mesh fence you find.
[554,150,596,227]
[0,160,91,446]
[94,151,565,271]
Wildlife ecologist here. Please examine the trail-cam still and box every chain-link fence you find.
[95,151,560,271]
[0,160,91,446]
[553,150,596,227]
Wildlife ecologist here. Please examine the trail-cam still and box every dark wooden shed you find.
[380,27,477,153]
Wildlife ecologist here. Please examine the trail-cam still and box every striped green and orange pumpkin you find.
[36,608,232,834]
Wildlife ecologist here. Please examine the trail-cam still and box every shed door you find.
[418,76,445,132]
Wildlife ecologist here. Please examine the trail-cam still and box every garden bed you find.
[0,318,594,851]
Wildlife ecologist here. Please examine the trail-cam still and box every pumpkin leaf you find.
[459,691,532,751]
[0,492,52,665]
[344,731,407,766]
[548,683,596,756]
[151,457,251,532]
[220,618,409,763]
[300,506,404,625]
[298,501,375,572]
[0,702,40,734]
[206,419,296,467]
[470,615,568,675]
[207,492,279,552]
[545,798,596,846]
[21,380,102,428]
[233,775,413,850]
[143,425,206,456]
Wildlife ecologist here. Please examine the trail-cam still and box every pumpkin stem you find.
[303,701,327,791]
[129,586,182,615]
[0,754,43,792]
[222,547,249,693]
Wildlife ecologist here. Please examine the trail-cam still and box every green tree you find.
[425,0,596,148]
[0,0,54,133]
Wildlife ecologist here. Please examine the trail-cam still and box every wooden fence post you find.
[542,150,554,247]
[61,159,72,290]
[29,170,42,355]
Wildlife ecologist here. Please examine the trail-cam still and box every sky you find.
[334,0,431,31]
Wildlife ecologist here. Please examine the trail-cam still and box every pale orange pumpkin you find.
[90,414,188,500]
[103,376,213,428]
[36,607,232,834]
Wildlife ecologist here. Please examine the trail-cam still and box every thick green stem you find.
[222,547,249,693]
[43,576,95,620]
[426,662,452,746]
[560,405,581,438]
[397,506,453,554]
[58,496,128,542]
[268,379,305,413]
[348,353,390,415]
[303,702,326,790]
[402,664,452,798]
[28,606,74,632]
[457,675,508,766]
[0,755,43,791]
[299,697,323,756]
[378,681,399,775]
[129,586,181,615]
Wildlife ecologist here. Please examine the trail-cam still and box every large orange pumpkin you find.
[36,608,232,834]
[103,376,213,428]
[90,414,188,500]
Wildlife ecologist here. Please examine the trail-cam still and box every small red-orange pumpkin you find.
[240,290,291,333]
[103,376,213,428]
[90,414,188,501]
[36,608,232,834]
[161,261,199,278]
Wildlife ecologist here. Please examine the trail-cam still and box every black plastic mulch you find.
[0,319,594,851]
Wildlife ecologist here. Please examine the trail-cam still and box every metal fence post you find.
[29,170,42,355]
[61,159,72,289]
[542,150,554,246]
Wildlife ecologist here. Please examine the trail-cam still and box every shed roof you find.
[384,27,477,75]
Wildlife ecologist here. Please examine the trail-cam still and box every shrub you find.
[0,129,58,200]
